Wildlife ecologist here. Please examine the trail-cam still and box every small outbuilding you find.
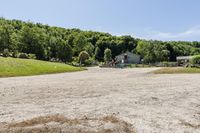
[177,56,193,66]
[115,52,140,64]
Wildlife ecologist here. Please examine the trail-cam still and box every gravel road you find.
[0,67,200,132]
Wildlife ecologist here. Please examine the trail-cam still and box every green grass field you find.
[153,67,200,74]
[0,57,85,77]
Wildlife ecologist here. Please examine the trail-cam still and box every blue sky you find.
[1,0,200,41]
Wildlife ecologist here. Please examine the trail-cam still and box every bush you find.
[69,57,80,66]
[190,55,200,65]
[12,50,19,58]
[84,58,95,66]
[99,62,105,67]
[72,57,79,63]
[2,49,10,57]
[78,51,90,64]
[19,53,36,59]
[161,62,178,67]
[104,48,112,62]
[28,54,36,59]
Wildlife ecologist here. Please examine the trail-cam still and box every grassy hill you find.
[0,57,84,77]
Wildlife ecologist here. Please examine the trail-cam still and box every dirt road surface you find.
[0,67,200,132]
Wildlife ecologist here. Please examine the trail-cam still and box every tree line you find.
[0,18,200,64]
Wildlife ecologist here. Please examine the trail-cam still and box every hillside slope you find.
[0,57,84,77]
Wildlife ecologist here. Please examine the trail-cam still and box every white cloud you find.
[135,26,200,41]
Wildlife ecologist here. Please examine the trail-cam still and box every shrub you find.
[84,58,95,66]
[190,55,200,65]
[99,62,104,67]
[95,47,101,60]
[19,53,36,59]
[161,62,177,67]
[72,57,79,63]
[2,49,10,57]
[78,51,90,64]
[28,54,36,59]
[104,48,112,62]
[12,50,19,58]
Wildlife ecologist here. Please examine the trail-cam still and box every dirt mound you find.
[0,114,135,133]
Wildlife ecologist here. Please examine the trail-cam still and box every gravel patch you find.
[0,67,199,132]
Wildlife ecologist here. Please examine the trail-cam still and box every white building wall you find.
[116,52,140,64]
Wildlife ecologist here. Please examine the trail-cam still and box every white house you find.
[115,52,140,64]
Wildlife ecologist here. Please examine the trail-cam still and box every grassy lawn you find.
[153,67,200,74]
[0,57,85,77]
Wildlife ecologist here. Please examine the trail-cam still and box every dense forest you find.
[0,18,200,64]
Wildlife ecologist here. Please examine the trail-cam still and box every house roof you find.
[116,51,140,57]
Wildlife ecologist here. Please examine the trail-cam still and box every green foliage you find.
[78,51,90,64]
[161,62,177,67]
[84,42,94,56]
[28,54,36,59]
[2,49,10,57]
[57,40,73,62]
[0,25,13,51]
[190,55,200,65]
[73,34,89,55]
[94,47,101,60]
[0,57,84,77]
[104,48,112,62]
[20,26,48,60]
[18,53,36,59]
[0,18,200,64]
[136,40,169,63]
[84,58,95,66]
[12,50,19,58]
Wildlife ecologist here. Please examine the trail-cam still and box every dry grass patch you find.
[0,114,136,133]
[102,115,120,123]
[8,114,79,127]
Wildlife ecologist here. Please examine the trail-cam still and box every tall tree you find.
[0,25,13,51]
[73,34,88,55]
[57,39,73,62]
[94,46,101,60]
